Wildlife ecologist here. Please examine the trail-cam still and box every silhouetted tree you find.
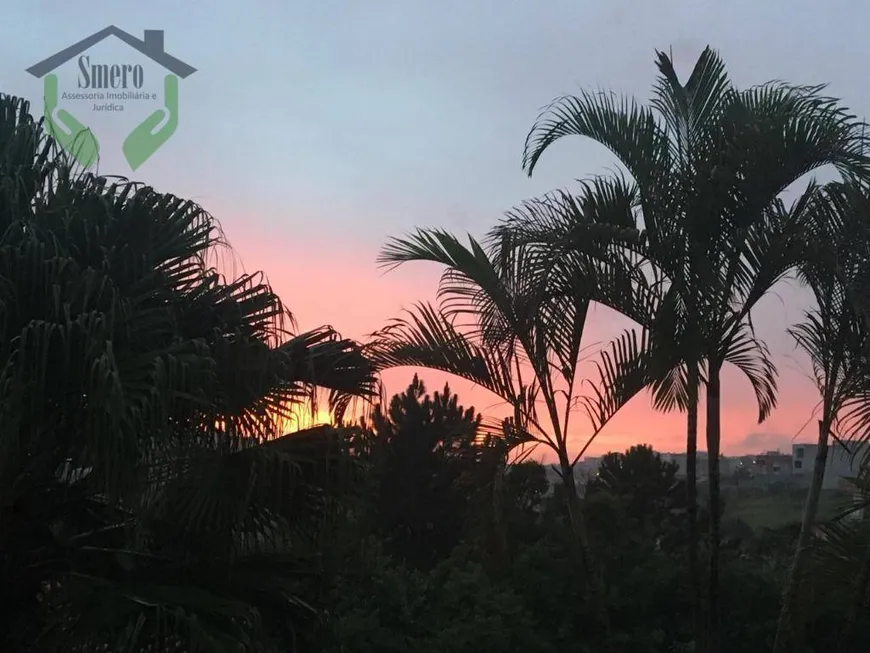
[502,461,550,543]
[364,375,486,568]
[371,227,651,630]
[587,445,686,530]
[0,93,376,652]
[774,183,870,652]
[519,47,869,652]
[505,461,549,515]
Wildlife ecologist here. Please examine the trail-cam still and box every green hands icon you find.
[43,74,99,168]
[44,74,178,171]
[123,75,178,170]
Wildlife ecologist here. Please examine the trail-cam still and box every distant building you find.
[540,458,602,492]
[750,450,793,476]
[575,456,602,481]
[543,464,579,495]
[792,441,869,491]
[660,451,707,478]
[660,451,736,479]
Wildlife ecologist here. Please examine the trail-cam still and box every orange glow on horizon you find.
[221,225,822,460]
[281,405,334,433]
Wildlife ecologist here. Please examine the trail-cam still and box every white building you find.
[792,441,869,491]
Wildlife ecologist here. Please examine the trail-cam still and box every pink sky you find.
[7,0,860,462]
[228,225,823,461]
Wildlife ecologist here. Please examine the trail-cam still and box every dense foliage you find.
[0,93,376,652]
[358,375,490,568]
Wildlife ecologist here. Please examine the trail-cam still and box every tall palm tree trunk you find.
[489,462,510,573]
[559,456,610,632]
[705,362,722,653]
[773,418,831,653]
[685,363,704,652]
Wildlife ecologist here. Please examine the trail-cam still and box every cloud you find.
[738,432,797,453]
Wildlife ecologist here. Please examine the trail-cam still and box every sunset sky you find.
[4,0,868,458]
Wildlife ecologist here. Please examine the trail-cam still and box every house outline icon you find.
[26,26,196,78]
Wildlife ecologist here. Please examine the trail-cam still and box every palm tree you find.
[806,515,870,651]
[771,182,870,651]
[772,182,870,651]
[0,92,377,651]
[367,227,652,630]
[492,174,709,637]
[516,46,870,652]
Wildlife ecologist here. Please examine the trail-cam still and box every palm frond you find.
[523,88,671,202]
[721,323,778,423]
[575,328,652,460]
[367,302,522,407]
[650,46,733,166]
